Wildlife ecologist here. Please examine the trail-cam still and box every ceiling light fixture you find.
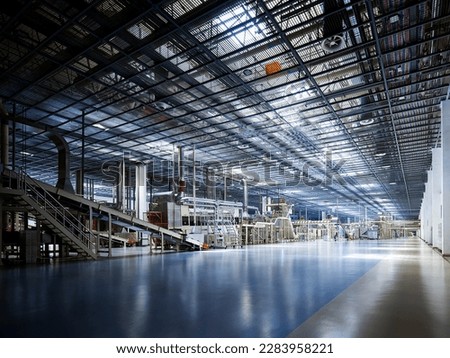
[93,123,108,131]
[20,151,34,157]
[389,14,400,23]
[360,118,374,125]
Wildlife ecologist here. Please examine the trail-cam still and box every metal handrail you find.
[18,169,97,253]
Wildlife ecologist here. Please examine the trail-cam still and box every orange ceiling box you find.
[265,61,282,75]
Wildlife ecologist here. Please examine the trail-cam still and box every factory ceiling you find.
[0,0,449,220]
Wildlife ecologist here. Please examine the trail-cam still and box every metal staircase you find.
[9,170,97,260]
[224,221,240,247]
[2,168,195,258]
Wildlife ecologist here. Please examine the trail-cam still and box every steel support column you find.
[424,171,433,245]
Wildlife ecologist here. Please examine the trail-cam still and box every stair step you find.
[20,193,96,261]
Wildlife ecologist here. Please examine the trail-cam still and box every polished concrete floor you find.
[1,238,449,338]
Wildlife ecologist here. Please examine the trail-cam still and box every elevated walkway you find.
[1,169,197,262]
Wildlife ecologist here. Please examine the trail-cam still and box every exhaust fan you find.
[321,34,345,53]
[321,0,345,53]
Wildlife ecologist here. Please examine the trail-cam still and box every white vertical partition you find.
[421,187,427,243]
[424,172,433,245]
[441,100,450,255]
[419,198,425,241]
[432,148,442,250]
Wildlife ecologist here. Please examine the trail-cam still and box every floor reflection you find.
[0,239,419,338]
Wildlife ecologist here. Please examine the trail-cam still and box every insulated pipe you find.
[1,106,80,195]
[321,0,345,52]
[177,146,186,198]
[180,197,243,209]
[75,169,83,195]
[135,163,148,221]
[115,159,124,211]
[101,160,124,209]
[359,97,373,124]
[323,0,343,37]
[178,146,185,180]
[46,132,74,193]
[242,178,248,218]
[152,191,174,197]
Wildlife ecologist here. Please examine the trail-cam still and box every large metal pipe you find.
[75,169,84,195]
[242,178,248,218]
[321,0,345,52]
[116,159,124,210]
[177,146,186,198]
[46,132,74,193]
[0,105,79,193]
[323,0,343,37]
[135,163,148,221]
[180,196,243,209]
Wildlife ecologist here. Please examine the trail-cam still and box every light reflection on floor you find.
[0,238,439,338]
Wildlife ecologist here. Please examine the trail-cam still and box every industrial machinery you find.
[240,196,298,244]
[149,196,243,249]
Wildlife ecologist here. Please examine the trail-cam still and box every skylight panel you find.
[164,0,207,19]
[98,42,120,57]
[128,20,154,40]
[96,0,125,17]
[99,72,125,85]
[67,24,90,39]
[36,4,67,25]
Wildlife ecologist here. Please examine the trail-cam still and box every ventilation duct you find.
[100,159,125,210]
[176,146,186,201]
[116,160,124,210]
[47,132,74,193]
[359,97,374,125]
[0,108,75,192]
[321,0,345,53]
[242,178,248,218]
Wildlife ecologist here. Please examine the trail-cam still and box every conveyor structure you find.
[1,169,198,263]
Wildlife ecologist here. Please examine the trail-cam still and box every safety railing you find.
[17,168,97,255]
